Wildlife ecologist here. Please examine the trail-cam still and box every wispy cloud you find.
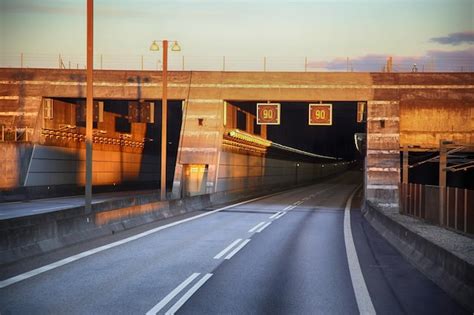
[430,31,474,46]
[308,48,474,72]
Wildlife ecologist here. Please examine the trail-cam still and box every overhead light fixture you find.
[150,40,160,51]
[171,41,181,52]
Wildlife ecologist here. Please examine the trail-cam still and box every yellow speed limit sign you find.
[257,103,281,125]
[309,103,332,125]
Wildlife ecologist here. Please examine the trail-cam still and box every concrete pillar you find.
[439,140,447,225]
[366,100,400,209]
[171,99,225,199]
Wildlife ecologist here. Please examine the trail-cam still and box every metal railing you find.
[400,183,473,236]
[0,126,34,142]
[1,53,472,72]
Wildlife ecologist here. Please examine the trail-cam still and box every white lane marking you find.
[213,239,242,259]
[248,221,266,233]
[225,239,251,260]
[165,273,213,315]
[293,201,303,206]
[255,222,271,233]
[145,273,200,315]
[0,191,284,289]
[274,212,287,219]
[283,205,295,211]
[269,212,282,219]
[344,186,376,315]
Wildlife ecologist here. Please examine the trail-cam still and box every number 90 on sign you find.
[309,104,332,125]
[257,103,280,125]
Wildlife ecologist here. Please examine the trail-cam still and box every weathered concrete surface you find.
[364,201,474,312]
[1,69,473,208]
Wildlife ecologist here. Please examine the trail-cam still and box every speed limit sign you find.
[309,104,332,125]
[257,103,281,125]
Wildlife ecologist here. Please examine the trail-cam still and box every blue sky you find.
[1,0,472,70]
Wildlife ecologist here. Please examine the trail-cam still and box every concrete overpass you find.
[1,69,472,208]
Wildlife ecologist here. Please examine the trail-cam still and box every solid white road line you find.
[165,273,213,315]
[344,186,376,315]
[255,222,271,233]
[293,201,303,206]
[225,239,251,259]
[274,212,287,219]
[146,273,200,315]
[213,239,242,259]
[0,191,284,289]
[269,212,282,219]
[248,221,266,233]
[283,205,295,211]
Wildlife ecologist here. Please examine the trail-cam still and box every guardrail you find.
[1,53,472,72]
[400,183,473,236]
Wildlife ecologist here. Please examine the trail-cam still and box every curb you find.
[363,201,474,312]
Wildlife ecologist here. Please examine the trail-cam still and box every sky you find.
[1,0,473,71]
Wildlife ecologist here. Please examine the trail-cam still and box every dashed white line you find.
[344,186,376,315]
[255,222,271,233]
[165,273,213,315]
[146,273,200,315]
[225,239,251,259]
[0,192,284,289]
[213,239,242,259]
[248,221,266,233]
[274,212,287,219]
[269,212,282,219]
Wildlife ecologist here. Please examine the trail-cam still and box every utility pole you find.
[85,0,94,213]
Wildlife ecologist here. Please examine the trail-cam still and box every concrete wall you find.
[24,145,158,187]
[1,69,473,208]
[216,151,341,194]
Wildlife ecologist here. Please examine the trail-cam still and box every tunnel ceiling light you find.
[150,40,160,51]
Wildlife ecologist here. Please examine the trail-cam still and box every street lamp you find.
[150,40,181,200]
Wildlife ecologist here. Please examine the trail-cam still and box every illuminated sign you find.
[257,103,280,125]
[309,104,332,125]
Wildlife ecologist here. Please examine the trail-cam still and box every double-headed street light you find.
[150,40,181,200]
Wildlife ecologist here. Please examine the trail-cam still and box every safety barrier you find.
[400,183,474,236]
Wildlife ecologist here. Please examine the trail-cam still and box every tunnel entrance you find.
[29,97,183,197]
[227,101,366,161]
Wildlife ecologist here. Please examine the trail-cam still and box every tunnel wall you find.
[216,151,343,194]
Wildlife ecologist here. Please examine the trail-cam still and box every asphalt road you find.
[0,172,467,314]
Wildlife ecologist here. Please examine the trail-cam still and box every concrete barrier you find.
[364,201,474,312]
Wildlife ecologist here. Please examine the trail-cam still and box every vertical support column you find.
[161,40,168,200]
[439,140,447,225]
[365,100,400,209]
[85,0,94,213]
[402,147,409,213]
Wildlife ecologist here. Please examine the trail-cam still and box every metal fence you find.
[400,183,474,236]
[1,53,472,72]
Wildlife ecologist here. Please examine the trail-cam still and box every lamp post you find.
[150,40,181,200]
[85,0,94,213]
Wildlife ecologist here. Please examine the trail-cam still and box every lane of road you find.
[0,172,467,314]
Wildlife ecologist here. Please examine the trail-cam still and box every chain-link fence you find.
[1,53,472,72]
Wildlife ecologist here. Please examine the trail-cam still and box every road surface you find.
[0,172,467,314]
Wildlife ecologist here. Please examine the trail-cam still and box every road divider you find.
[225,239,251,260]
[248,222,266,233]
[213,239,242,259]
[274,212,287,219]
[269,212,282,219]
[255,222,271,233]
[165,273,213,315]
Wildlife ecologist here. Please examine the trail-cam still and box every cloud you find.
[430,31,474,46]
[307,48,474,72]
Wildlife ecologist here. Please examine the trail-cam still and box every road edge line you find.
[344,185,376,315]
